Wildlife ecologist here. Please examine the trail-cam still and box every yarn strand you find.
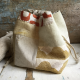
[62,36,79,63]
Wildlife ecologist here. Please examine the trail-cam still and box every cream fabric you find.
[14,35,38,68]
[53,11,70,43]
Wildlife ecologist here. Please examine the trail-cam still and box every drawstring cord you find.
[62,36,79,63]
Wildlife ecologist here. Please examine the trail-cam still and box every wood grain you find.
[0,60,26,80]
[26,68,34,80]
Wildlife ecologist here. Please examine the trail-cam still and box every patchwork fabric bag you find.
[13,9,77,74]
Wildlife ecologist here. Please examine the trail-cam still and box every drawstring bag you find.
[13,9,78,74]
[0,31,13,61]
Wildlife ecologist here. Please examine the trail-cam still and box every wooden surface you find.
[0,44,80,80]
[26,69,34,80]
[0,60,26,80]
[0,0,80,43]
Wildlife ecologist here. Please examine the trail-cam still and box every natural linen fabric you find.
[0,31,13,61]
[13,9,70,74]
